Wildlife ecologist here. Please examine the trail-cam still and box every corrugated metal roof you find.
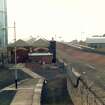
[86,37,105,43]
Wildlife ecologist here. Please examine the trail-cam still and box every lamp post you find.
[2,21,18,88]
[14,21,18,89]
[5,21,18,89]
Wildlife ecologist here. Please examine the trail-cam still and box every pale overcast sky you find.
[7,0,105,42]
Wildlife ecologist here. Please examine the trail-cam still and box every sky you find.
[7,0,105,42]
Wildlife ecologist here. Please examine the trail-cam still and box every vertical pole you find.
[4,0,8,47]
[14,21,18,89]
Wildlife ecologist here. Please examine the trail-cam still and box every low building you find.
[8,39,53,64]
[8,39,31,63]
[86,37,105,48]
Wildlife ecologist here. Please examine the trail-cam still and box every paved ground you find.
[41,78,74,105]
[10,79,43,105]
[0,66,44,105]
[25,63,65,80]
[57,43,105,97]
[26,63,74,105]
[0,67,31,90]
[0,62,74,105]
[0,79,37,105]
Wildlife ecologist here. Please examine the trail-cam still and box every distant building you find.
[0,0,8,48]
[70,40,78,45]
[86,37,105,48]
[7,39,31,63]
[7,39,52,64]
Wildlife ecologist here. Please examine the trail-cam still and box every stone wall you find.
[66,65,105,105]
[67,78,103,105]
[58,59,105,105]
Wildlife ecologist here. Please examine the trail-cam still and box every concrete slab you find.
[10,90,33,105]
[9,66,44,105]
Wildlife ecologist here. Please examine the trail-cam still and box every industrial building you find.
[86,37,105,48]
[0,0,8,48]
[7,39,56,64]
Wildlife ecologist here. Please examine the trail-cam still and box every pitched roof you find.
[27,37,36,45]
[32,39,49,47]
[8,39,31,47]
